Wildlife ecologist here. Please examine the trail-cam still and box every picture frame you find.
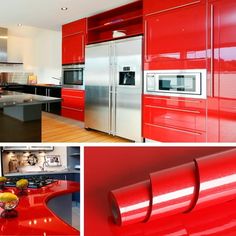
[45,155,61,167]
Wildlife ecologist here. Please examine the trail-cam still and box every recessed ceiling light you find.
[61,7,68,11]
[17,23,22,27]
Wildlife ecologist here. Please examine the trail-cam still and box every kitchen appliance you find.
[85,36,142,142]
[0,27,23,64]
[62,64,84,89]
[144,69,207,99]
[5,176,57,189]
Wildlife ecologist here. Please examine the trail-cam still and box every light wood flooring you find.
[42,112,132,143]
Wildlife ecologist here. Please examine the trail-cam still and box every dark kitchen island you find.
[0,90,61,142]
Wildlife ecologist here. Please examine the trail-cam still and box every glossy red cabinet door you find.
[207,0,236,142]
[142,95,207,142]
[62,33,85,65]
[144,0,205,15]
[62,18,87,65]
[144,2,207,70]
[61,88,85,121]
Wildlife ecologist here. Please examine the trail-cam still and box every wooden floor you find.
[42,112,132,143]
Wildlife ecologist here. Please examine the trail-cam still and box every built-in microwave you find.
[62,64,85,89]
[144,69,207,99]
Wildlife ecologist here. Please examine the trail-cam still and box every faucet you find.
[39,161,47,172]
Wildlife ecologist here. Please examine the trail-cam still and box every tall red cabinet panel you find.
[62,18,87,65]
[142,0,208,142]
[207,0,236,142]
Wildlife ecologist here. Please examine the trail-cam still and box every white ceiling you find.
[0,0,135,31]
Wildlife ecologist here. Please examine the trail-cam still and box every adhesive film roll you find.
[109,149,236,226]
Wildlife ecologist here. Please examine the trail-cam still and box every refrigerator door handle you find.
[113,44,117,136]
[109,44,113,134]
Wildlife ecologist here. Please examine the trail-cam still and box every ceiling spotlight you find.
[17,23,22,27]
[61,7,68,11]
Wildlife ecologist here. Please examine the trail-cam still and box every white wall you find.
[0,25,62,84]
[2,146,67,174]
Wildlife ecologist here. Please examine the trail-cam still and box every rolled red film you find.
[109,149,236,226]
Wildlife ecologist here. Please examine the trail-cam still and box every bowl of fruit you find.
[0,177,7,190]
[0,192,19,218]
[16,179,29,195]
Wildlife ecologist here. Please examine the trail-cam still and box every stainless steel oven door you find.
[62,65,85,89]
[144,69,207,99]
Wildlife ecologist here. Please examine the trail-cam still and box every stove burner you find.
[4,176,57,188]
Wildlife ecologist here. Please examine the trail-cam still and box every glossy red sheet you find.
[110,149,236,226]
[85,146,236,236]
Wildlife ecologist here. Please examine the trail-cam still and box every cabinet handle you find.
[145,105,201,114]
[210,4,214,97]
[144,20,149,62]
[82,34,85,60]
[145,123,202,136]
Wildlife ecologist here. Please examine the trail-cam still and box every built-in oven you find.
[62,64,85,89]
[144,69,207,99]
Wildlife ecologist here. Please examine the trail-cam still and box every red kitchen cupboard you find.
[61,88,85,121]
[207,0,236,142]
[62,18,87,65]
[143,0,207,70]
[142,95,207,142]
[142,0,236,142]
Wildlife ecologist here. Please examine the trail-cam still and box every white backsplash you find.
[2,146,67,175]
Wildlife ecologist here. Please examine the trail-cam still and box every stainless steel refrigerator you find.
[85,36,142,142]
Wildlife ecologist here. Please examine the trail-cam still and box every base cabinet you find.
[62,88,85,122]
[142,95,207,142]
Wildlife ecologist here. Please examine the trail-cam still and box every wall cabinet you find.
[62,18,87,65]
[87,1,143,44]
[144,1,207,70]
[61,88,85,121]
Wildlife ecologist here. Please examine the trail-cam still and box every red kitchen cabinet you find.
[144,0,205,15]
[62,18,87,65]
[87,1,143,44]
[144,1,207,70]
[207,0,236,142]
[142,95,207,142]
[61,88,85,121]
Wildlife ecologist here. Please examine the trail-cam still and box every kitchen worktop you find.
[0,180,80,235]
[26,84,62,88]
[0,90,61,108]
[5,169,80,177]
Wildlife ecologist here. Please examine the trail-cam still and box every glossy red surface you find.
[142,95,207,142]
[87,1,143,44]
[144,1,207,70]
[143,0,236,142]
[109,149,236,227]
[207,0,236,142]
[62,18,87,65]
[0,180,80,235]
[61,88,85,121]
[85,146,235,236]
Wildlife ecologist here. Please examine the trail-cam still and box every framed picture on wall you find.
[45,155,61,167]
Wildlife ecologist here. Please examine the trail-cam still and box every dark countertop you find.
[0,83,62,89]
[0,90,61,108]
[26,84,62,88]
[4,169,80,177]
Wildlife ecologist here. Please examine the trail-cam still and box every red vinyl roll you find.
[109,149,236,226]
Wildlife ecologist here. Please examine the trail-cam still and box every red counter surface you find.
[0,180,80,235]
[85,146,236,236]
